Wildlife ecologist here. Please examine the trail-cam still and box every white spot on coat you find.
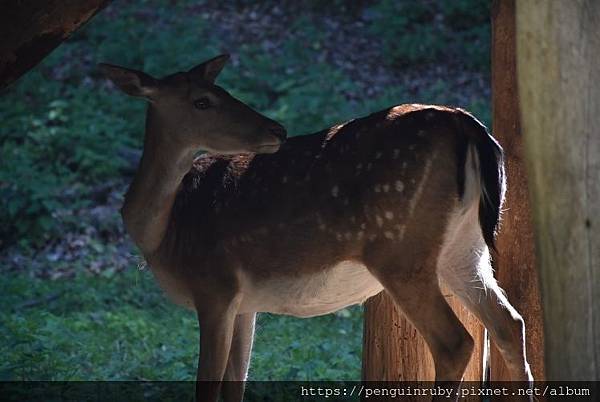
[331,185,339,197]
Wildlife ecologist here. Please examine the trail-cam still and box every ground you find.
[0,0,491,381]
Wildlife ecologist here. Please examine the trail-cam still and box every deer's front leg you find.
[195,295,242,402]
[222,313,256,402]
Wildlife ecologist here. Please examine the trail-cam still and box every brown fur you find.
[165,105,459,273]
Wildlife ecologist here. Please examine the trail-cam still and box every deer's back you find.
[160,104,465,311]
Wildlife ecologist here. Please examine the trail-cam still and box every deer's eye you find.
[194,97,211,110]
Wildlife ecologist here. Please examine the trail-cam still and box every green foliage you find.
[369,0,491,70]
[0,82,143,246]
[233,44,359,136]
[0,270,362,380]
[0,270,198,381]
[252,309,362,380]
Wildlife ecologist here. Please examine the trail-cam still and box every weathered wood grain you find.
[516,0,600,380]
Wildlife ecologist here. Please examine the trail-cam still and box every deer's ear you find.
[99,63,158,99]
[188,54,229,83]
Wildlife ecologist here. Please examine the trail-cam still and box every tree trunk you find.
[0,0,111,90]
[362,289,483,382]
[516,0,600,380]
[489,0,545,381]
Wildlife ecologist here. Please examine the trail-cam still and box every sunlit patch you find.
[386,109,400,120]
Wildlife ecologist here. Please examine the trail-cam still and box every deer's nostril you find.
[269,125,287,142]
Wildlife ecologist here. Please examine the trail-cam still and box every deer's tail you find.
[455,109,506,252]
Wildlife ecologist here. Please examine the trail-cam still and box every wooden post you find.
[362,290,483,381]
[0,0,111,90]
[516,0,600,380]
[489,0,545,380]
[363,293,434,381]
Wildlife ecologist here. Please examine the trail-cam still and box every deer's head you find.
[100,54,286,154]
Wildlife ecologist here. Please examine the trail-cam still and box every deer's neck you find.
[122,108,196,257]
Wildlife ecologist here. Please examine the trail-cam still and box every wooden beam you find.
[0,0,111,90]
[362,290,483,382]
[489,0,545,381]
[516,0,600,379]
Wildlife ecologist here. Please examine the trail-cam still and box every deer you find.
[100,54,533,402]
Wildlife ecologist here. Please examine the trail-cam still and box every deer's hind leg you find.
[438,243,533,383]
[436,203,533,383]
[364,243,474,384]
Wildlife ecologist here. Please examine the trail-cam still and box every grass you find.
[0,0,491,382]
[0,269,363,381]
